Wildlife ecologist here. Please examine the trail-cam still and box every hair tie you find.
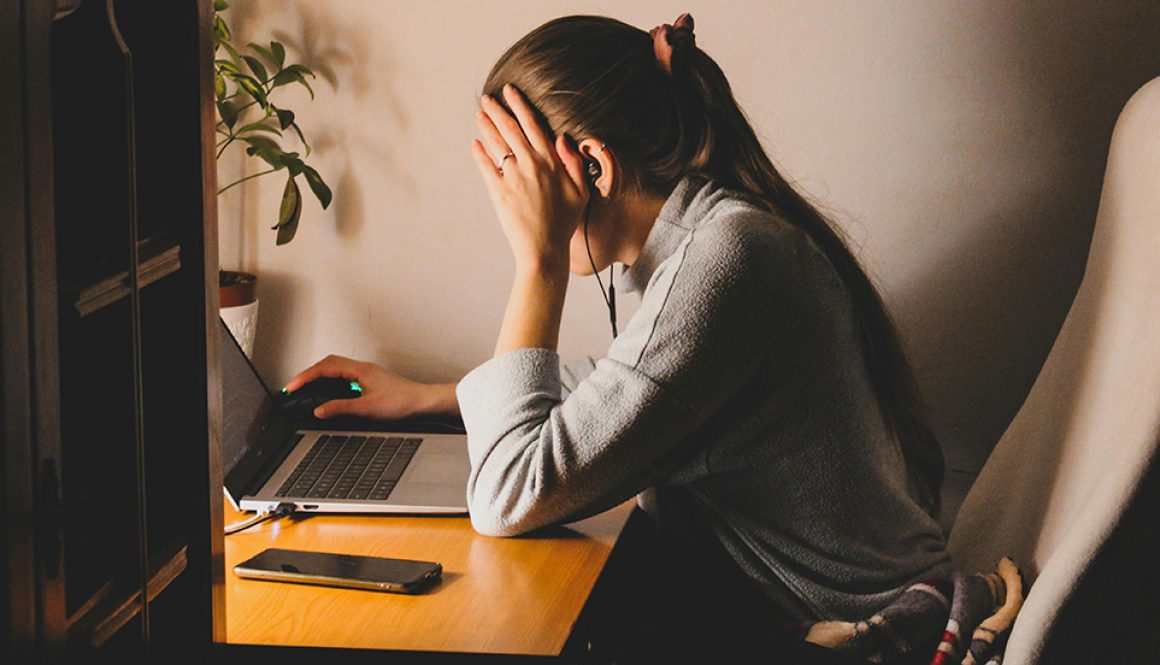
[649,12,695,77]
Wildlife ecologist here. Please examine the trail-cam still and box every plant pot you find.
[220,270,258,358]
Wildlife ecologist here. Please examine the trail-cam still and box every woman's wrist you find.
[514,252,570,282]
[494,262,570,357]
[413,382,461,418]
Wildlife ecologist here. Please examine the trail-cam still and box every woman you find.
[287,12,952,656]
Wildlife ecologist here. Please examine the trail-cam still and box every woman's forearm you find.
[493,262,570,357]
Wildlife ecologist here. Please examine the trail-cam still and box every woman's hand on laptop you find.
[284,355,460,420]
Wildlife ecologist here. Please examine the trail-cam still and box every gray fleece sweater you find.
[455,173,952,621]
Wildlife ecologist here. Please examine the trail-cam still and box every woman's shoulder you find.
[688,183,827,276]
[638,174,844,311]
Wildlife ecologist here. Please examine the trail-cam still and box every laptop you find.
[220,319,470,515]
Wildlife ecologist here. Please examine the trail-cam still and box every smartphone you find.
[234,548,442,593]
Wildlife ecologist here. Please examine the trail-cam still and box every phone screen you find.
[234,548,442,593]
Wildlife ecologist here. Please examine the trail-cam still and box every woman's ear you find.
[578,138,614,199]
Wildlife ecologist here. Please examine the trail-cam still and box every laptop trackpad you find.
[405,453,467,484]
[389,450,470,510]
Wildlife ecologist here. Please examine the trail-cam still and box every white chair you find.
[947,76,1160,663]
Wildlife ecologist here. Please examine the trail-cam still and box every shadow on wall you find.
[228,0,423,380]
[229,0,413,244]
[271,1,416,241]
[903,2,1160,529]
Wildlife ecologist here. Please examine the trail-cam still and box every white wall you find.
[218,1,1160,525]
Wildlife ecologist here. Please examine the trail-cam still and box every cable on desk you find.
[225,502,297,535]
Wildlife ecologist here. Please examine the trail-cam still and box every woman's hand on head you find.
[471,83,589,275]
[283,355,459,421]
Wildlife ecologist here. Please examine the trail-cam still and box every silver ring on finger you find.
[496,152,515,173]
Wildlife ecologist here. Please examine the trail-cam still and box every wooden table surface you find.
[224,501,635,656]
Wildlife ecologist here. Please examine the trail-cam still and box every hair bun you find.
[650,13,696,77]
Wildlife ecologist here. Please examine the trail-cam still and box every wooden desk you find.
[224,501,635,656]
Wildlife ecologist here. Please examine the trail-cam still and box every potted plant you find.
[212,0,332,354]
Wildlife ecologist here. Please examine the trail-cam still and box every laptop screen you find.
[220,319,285,504]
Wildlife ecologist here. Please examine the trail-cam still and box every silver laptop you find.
[220,319,469,515]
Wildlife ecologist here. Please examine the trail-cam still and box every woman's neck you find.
[614,191,668,267]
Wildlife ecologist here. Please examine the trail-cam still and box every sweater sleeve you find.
[560,356,597,398]
[456,221,771,537]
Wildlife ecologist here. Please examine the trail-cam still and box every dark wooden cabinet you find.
[2,0,224,661]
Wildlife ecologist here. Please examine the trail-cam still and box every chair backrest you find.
[947,76,1160,663]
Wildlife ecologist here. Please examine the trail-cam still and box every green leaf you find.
[275,108,295,130]
[288,121,311,156]
[270,69,299,91]
[271,42,286,70]
[216,100,239,129]
[242,135,285,169]
[242,55,267,85]
[272,65,315,99]
[241,135,279,152]
[302,165,333,209]
[214,75,227,100]
[213,0,230,11]
[247,43,278,75]
[252,150,285,170]
[274,175,303,245]
[221,41,241,67]
[215,15,231,43]
[213,17,225,49]
[236,119,282,137]
[215,58,241,75]
[285,64,315,78]
[292,71,314,100]
[234,74,268,109]
[281,154,305,176]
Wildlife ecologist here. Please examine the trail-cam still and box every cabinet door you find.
[2,0,42,659]
[5,0,223,660]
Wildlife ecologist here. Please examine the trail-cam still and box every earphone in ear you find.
[585,159,602,191]
[584,143,606,193]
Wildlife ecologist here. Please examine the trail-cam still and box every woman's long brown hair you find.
[484,16,944,516]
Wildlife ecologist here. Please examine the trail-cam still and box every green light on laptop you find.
[350,381,362,393]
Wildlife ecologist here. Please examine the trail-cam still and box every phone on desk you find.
[234,548,442,593]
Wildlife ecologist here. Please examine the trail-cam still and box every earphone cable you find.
[583,205,618,339]
[607,265,618,338]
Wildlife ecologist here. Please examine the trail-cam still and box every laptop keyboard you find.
[276,435,422,501]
